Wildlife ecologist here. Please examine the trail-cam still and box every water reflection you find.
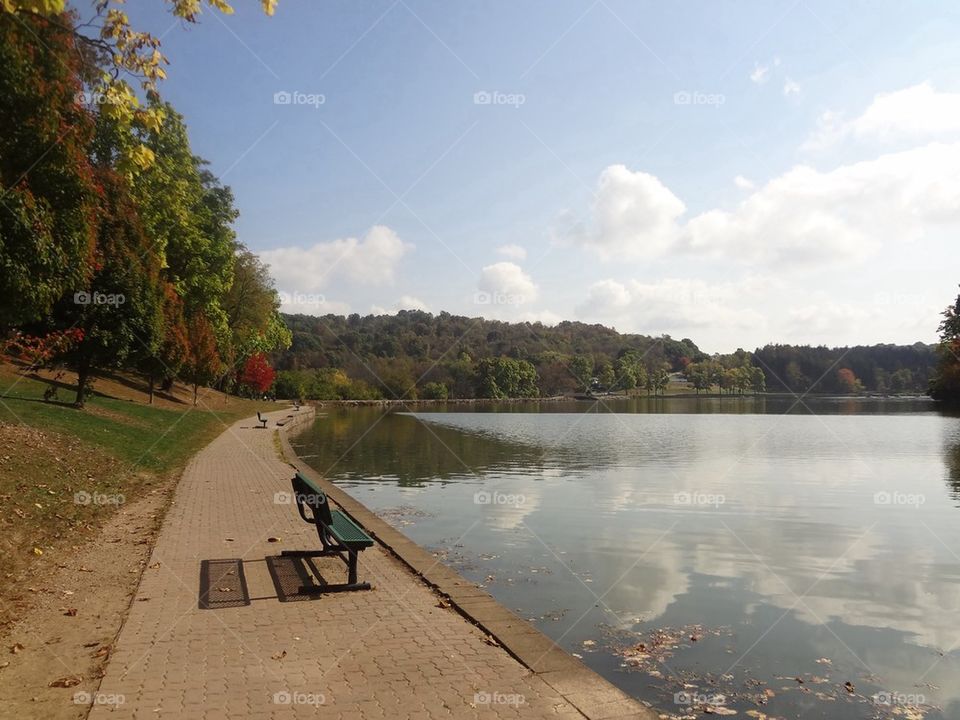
[293,401,960,718]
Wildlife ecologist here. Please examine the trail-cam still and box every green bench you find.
[282,471,374,593]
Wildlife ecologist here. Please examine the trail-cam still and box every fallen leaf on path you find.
[10,643,23,654]
[63,608,77,617]
[50,675,82,688]
[271,650,286,660]
[267,537,281,543]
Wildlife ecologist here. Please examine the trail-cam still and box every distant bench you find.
[282,471,373,593]
[256,411,268,428]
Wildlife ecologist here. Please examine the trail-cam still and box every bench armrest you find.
[294,493,314,524]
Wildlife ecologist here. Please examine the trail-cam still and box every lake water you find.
[292,398,960,719]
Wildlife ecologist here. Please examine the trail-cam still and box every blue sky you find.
[128,0,960,352]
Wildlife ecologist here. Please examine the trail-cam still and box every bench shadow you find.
[265,554,332,602]
[198,556,337,608]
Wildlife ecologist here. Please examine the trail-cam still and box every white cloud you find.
[397,295,429,311]
[803,82,960,151]
[259,225,413,296]
[496,243,527,260]
[477,262,538,304]
[733,175,755,190]
[575,277,767,333]
[783,77,801,97]
[750,63,770,85]
[558,164,685,258]
[560,142,960,268]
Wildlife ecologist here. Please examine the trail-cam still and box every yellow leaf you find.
[32,547,43,556]
[261,0,277,16]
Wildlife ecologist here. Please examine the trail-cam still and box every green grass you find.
[0,367,269,593]
[0,371,261,474]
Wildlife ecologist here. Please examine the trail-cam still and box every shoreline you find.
[277,412,655,719]
[297,391,935,407]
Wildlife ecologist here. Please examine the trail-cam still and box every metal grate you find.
[199,558,250,609]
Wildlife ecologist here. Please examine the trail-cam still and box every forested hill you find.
[273,312,937,400]
[753,343,937,394]
[275,311,704,398]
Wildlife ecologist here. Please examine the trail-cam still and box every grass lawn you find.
[0,362,274,598]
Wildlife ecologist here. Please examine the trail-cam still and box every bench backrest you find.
[291,471,332,526]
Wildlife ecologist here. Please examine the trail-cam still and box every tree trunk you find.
[75,357,90,408]
[148,372,155,405]
[193,382,199,407]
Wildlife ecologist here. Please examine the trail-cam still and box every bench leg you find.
[348,550,359,585]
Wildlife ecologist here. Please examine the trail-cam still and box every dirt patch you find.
[0,484,171,719]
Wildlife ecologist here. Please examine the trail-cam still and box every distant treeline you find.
[271,312,937,400]
[753,343,937,394]
[274,312,705,400]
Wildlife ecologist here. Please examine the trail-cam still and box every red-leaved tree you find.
[239,353,275,396]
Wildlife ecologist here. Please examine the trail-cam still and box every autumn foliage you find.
[239,353,275,395]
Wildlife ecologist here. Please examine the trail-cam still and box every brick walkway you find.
[90,409,615,719]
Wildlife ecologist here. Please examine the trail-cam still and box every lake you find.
[291,397,960,719]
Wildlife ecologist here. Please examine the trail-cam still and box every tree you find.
[2,1,278,173]
[0,11,98,328]
[54,167,163,406]
[475,357,539,399]
[422,382,448,400]
[239,352,275,396]
[183,314,221,406]
[836,368,862,394]
[570,355,593,392]
[930,289,960,401]
[140,282,189,404]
